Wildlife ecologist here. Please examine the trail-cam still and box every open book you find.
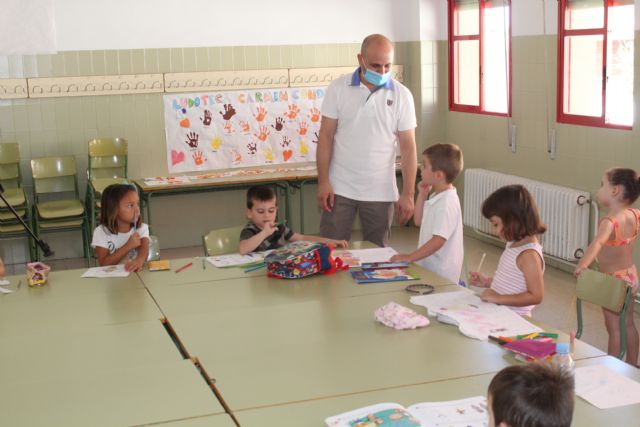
[325,396,488,426]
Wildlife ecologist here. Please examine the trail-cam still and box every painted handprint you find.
[253,106,267,122]
[223,121,234,134]
[210,135,222,151]
[263,146,274,163]
[239,120,251,134]
[271,117,285,131]
[185,131,199,148]
[297,121,308,136]
[219,104,236,120]
[247,141,258,155]
[230,149,242,165]
[281,136,291,147]
[308,107,321,122]
[201,109,212,126]
[192,150,205,166]
[285,104,300,119]
[312,131,319,144]
[299,140,309,156]
[254,125,270,142]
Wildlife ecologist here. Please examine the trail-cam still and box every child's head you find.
[246,185,277,229]
[597,168,640,207]
[482,185,546,242]
[421,144,463,185]
[488,363,574,427]
[100,184,141,233]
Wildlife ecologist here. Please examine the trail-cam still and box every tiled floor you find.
[5,225,639,362]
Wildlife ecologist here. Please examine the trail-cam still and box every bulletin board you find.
[163,87,325,173]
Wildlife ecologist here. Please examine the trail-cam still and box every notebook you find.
[351,268,418,284]
[325,396,488,426]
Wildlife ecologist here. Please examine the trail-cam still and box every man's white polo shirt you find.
[321,68,416,202]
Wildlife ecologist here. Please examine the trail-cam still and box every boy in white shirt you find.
[391,144,464,283]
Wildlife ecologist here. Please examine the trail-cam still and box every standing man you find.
[316,34,417,247]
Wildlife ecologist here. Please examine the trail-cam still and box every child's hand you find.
[573,264,585,278]
[480,288,500,303]
[417,179,432,195]
[126,233,141,250]
[390,253,412,263]
[330,239,348,249]
[469,271,491,287]
[261,222,278,237]
[125,258,144,272]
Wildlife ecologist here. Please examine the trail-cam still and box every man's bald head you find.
[360,34,394,59]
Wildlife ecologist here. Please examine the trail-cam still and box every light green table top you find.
[2,360,225,427]
[0,319,183,383]
[148,414,237,426]
[234,356,640,427]
[172,289,597,411]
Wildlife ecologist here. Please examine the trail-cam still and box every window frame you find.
[556,0,633,130]
[448,0,512,117]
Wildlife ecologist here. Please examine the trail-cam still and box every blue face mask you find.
[363,67,392,87]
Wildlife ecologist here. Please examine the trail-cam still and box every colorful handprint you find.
[254,125,270,142]
[271,117,285,131]
[263,146,274,163]
[286,104,300,119]
[281,136,291,147]
[192,150,205,166]
[308,107,321,122]
[230,149,242,165]
[239,120,251,134]
[210,135,222,151]
[185,131,199,148]
[297,121,308,136]
[299,140,309,156]
[223,121,234,134]
[201,109,212,126]
[247,141,258,155]
[253,106,267,122]
[219,104,236,120]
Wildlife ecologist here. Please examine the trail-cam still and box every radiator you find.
[463,168,591,262]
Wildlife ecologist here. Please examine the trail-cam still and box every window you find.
[448,0,512,116]
[557,0,635,129]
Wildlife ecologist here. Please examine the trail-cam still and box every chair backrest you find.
[0,143,21,187]
[202,225,244,256]
[30,156,79,196]
[147,235,160,262]
[88,138,128,180]
[576,269,632,314]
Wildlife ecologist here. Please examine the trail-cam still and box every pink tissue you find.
[374,302,430,330]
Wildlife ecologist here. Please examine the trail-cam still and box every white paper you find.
[409,396,488,427]
[81,265,130,278]
[333,247,399,266]
[325,402,417,427]
[0,279,10,286]
[410,289,541,340]
[0,286,13,294]
[206,252,268,268]
[575,365,640,409]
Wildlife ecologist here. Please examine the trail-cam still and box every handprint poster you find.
[163,87,325,173]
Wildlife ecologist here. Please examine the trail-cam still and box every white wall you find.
[53,0,422,51]
[419,0,448,40]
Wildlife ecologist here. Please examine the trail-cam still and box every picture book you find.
[361,261,410,270]
[148,260,171,271]
[206,251,269,268]
[410,288,541,340]
[351,268,418,284]
[81,265,130,278]
[325,396,488,427]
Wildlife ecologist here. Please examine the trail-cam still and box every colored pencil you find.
[175,262,193,273]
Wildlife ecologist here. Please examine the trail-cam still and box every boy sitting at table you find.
[488,363,574,427]
[239,186,348,254]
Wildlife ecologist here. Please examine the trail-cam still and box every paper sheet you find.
[0,279,10,286]
[409,396,488,427]
[0,286,13,294]
[206,252,268,268]
[81,265,130,278]
[333,247,398,267]
[410,288,541,340]
[575,365,640,409]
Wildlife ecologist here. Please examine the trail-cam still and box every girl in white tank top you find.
[468,185,546,317]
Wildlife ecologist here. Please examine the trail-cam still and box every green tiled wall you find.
[0,41,437,261]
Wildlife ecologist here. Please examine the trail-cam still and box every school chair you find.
[0,143,35,260]
[576,268,634,360]
[86,138,129,234]
[30,156,89,260]
[202,225,244,256]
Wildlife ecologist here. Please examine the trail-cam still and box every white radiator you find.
[463,168,591,262]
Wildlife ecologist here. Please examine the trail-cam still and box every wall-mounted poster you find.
[163,87,325,173]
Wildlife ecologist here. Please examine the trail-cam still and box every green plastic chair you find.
[202,225,244,256]
[86,138,129,234]
[0,143,35,260]
[576,268,634,360]
[31,156,89,260]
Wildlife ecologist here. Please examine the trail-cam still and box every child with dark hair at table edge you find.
[239,185,348,255]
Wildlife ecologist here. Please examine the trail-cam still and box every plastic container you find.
[554,342,574,371]
[26,262,51,287]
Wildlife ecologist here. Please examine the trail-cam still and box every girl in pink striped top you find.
[469,185,547,317]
